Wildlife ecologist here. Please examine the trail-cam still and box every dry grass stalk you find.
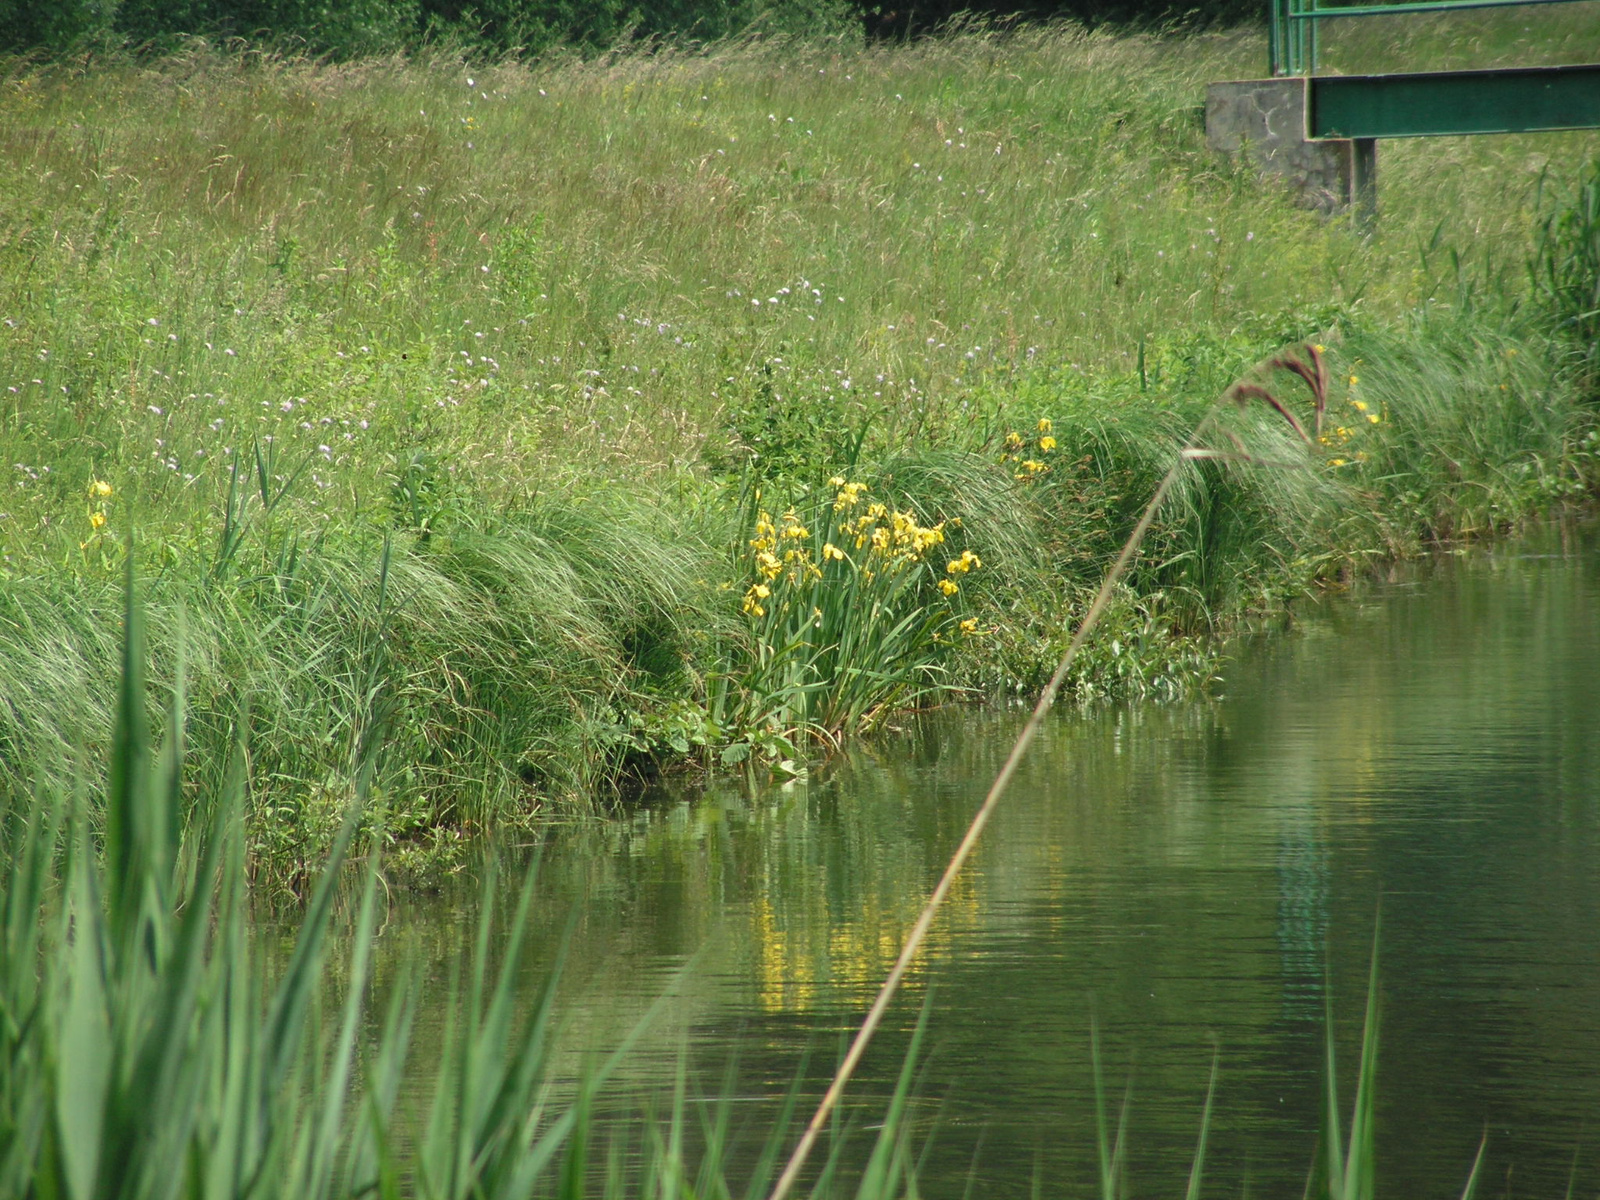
[764,345,1329,1200]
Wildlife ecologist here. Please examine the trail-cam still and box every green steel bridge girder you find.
[1308,63,1600,139]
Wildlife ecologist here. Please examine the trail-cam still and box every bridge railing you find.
[1270,0,1594,77]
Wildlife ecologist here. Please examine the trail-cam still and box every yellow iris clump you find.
[1316,375,1386,464]
[745,507,826,615]
[838,502,944,566]
[999,420,1059,479]
[741,479,981,625]
[830,479,868,511]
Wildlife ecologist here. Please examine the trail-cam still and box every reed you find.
[1312,934,1380,1200]
[1532,154,1600,386]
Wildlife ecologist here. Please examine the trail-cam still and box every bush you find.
[0,0,117,53]
[0,0,861,57]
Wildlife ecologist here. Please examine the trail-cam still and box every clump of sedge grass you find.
[0,481,724,891]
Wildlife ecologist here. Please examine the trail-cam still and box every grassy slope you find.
[1,21,1596,879]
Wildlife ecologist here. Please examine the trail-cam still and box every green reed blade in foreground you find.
[1185,1049,1219,1200]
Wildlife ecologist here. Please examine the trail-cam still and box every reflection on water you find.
[382,522,1600,1196]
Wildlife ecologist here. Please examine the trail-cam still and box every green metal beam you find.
[1309,63,1600,138]
[1293,0,1586,21]
[1268,0,1593,78]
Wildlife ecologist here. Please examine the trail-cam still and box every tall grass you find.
[1534,154,1600,387]
[0,25,1596,863]
[0,487,721,887]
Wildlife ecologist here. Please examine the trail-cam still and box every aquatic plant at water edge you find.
[718,475,985,743]
[0,481,723,889]
[0,563,602,1196]
[0,572,393,1197]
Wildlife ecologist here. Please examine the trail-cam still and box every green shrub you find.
[0,0,859,57]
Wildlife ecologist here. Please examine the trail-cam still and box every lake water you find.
[386,521,1600,1196]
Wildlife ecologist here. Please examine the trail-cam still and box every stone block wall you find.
[1206,78,1360,216]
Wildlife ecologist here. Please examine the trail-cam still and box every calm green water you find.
[388,523,1600,1196]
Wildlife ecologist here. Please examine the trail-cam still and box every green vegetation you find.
[725,478,986,745]
[3,15,1595,1193]
[0,0,861,58]
[1534,154,1600,387]
[0,577,1493,1198]
[0,576,939,1198]
[1,24,1597,877]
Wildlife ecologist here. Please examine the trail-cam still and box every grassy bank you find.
[1,24,1598,880]
[4,580,1413,1200]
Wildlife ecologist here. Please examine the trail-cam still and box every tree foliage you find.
[0,0,1256,57]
